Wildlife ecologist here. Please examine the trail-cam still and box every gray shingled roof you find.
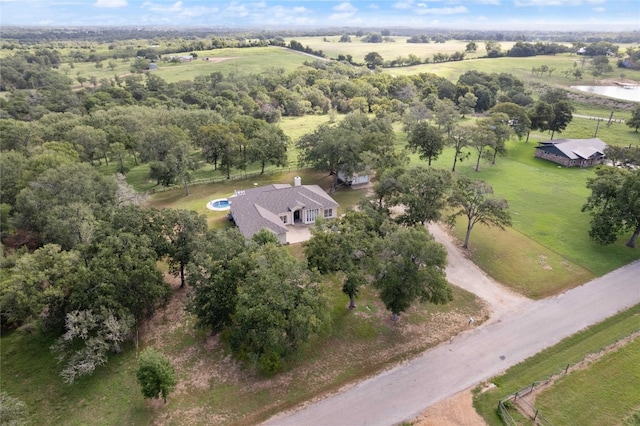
[229,184,339,239]
[538,138,607,160]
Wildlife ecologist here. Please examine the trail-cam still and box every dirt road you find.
[264,225,640,426]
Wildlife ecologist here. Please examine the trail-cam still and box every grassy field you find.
[472,304,640,426]
[69,46,313,87]
[534,337,640,425]
[413,124,639,296]
[282,37,515,62]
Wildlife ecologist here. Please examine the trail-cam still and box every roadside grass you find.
[472,304,640,426]
[0,260,486,426]
[446,217,592,299]
[534,337,640,426]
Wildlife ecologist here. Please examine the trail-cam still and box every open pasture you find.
[286,36,514,62]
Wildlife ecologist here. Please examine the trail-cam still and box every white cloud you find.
[393,0,414,10]
[141,1,183,13]
[225,1,250,17]
[333,2,358,13]
[591,6,605,12]
[414,5,468,15]
[94,0,127,7]
[476,0,500,4]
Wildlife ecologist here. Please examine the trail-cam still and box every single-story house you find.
[229,176,339,244]
[534,138,607,168]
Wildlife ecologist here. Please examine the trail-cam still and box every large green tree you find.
[247,124,289,174]
[372,226,452,321]
[448,177,512,249]
[230,243,328,375]
[161,209,207,288]
[187,228,251,333]
[136,348,178,403]
[406,122,445,166]
[489,102,531,141]
[582,167,640,248]
[305,211,381,309]
[14,162,117,249]
[391,167,453,226]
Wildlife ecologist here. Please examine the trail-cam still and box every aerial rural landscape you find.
[1,1,639,425]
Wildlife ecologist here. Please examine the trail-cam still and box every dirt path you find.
[427,223,532,321]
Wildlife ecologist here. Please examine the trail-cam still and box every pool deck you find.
[286,224,312,244]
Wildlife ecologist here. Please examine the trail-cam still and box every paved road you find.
[265,259,640,426]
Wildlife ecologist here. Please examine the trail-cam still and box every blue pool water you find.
[207,198,231,211]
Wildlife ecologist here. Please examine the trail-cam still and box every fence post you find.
[565,364,569,374]
[530,383,535,393]
[533,409,539,421]
[513,391,518,401]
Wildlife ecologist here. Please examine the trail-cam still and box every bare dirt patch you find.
[201,57,236,64]
[411,389,487,426]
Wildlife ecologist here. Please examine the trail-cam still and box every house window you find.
[280,215,288,224]
[306,209,319,222]
[324,208,333,218]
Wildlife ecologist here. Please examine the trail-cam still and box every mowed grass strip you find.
[534,337,640,426]
[472,304,640,426]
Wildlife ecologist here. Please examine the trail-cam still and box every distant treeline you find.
[2,27,639,45]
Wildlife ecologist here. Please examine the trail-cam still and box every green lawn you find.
[417,133,640,296]
[473,304,640,426]
[535,337,640,426]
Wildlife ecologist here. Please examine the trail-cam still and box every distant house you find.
[534,138,607,167]
[337,170,370,186]
[229,176,339,244]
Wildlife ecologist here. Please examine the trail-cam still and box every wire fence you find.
[496,330,640,426]
[147,167,298,194]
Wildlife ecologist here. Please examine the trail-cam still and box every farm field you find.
[283,36,515,62]
[70,46,312,86]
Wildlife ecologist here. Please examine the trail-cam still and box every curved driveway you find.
[265,228,640,426]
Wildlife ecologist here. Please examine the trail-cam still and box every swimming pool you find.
[207,198,231,211]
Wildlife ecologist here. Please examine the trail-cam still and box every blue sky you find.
[0,0,638,31]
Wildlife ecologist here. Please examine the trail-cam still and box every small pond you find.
[571,85,640,102]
